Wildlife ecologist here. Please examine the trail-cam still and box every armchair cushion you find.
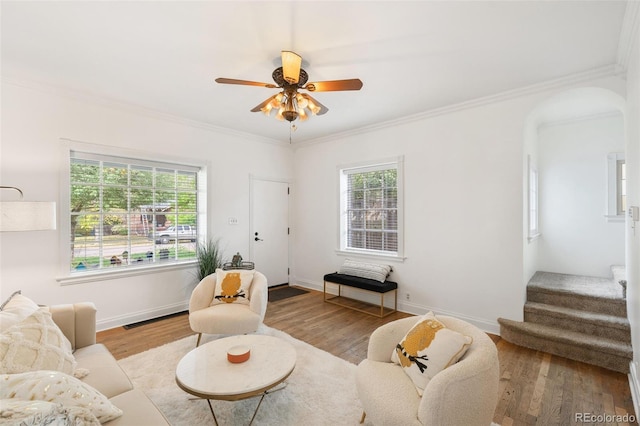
[212,269,254,305]
[391,312,472,395]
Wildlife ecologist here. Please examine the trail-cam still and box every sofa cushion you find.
[338,259,392,283]
[391,312,472,395]
[73,343,134,399]
[0,371,123,424]
[0,309,78,376]
[212,269,254,305]
[106,389,170,425]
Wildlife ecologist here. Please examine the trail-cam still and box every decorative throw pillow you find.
[0,398,100,426]
[0,292,40,333]
[0,309,77,376]
[0,290,23,310]
[213,269,254,305]
[391,312,473,395]
[0,371,122,424]
[339,259,392,282]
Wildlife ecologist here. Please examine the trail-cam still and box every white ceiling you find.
[0,1,630,144]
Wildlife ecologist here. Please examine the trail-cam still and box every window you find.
[528,156,540,240]
[68,150,202,273]
[617,159,627,215]
[606,153,625,221]
[339,158,403,258]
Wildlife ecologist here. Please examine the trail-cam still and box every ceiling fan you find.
[215,51,363,122]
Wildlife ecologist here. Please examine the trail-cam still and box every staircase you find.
[498,268,632,373]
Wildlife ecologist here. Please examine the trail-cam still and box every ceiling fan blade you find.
[215,78,277,89]
[304,79,363,92]
[301,93,329,115]
[250,95,279,112]
[281,51,302,84]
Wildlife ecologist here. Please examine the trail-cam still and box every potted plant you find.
[195,238,224,281]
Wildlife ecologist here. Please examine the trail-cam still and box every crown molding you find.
[294,64,619,149]
[537,110,623,130]
[616,1,640,73]
[1,76,288,148]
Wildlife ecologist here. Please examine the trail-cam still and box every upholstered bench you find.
[323,272,398,318]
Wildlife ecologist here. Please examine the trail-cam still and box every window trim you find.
[57,138,209,284]
[337,156,404,260]
[606,152,625,223]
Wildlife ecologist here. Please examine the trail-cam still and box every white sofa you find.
[46,302,171,425]
[356,315,500,426]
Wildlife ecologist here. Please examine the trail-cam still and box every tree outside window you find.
[70,154,199,272]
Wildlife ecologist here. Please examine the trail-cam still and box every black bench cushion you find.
[324,273,398,293]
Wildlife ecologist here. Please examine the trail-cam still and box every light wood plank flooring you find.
[97,287,637,426]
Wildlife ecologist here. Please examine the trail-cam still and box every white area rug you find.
[118,325,364,425]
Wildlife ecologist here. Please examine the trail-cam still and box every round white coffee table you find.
[175,334,296,425]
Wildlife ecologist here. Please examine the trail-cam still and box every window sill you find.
[57,260,197,286]
[335,249,406,263]
[604,215,625,223]
[528,233,541,243]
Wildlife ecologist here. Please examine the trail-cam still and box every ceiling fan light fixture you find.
[296,93,308,109]
[281,51,302,84]
[260,103,273,115]
[282,92,298,122]
[306,98,321,115]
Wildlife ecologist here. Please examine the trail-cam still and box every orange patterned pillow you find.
[212,269,254,305]
[391,312,472,395]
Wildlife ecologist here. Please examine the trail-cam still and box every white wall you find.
[291,75,626,333]
[537,115,625,278]
[0,80,293,330]
[623,12,640,411]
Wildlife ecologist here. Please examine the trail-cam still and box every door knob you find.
[254,232,263,242]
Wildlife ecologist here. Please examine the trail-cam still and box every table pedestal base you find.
[198,383,289,426]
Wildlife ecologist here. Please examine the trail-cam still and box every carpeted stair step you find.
[524,302,631,344]
[498,318,632,373]
[527,271,626,317]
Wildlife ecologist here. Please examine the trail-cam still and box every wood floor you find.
[97,287,637,426]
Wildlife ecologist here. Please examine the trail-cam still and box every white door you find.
[250,178,289,287]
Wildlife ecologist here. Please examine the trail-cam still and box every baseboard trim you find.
[629,361,640,420]
[293,277,500,335]
[97,301,189,332]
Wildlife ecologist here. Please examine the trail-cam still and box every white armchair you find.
[356,315,499,426]
[188,270,268,347]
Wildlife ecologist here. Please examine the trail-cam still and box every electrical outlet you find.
[405,293,410,301]
[228,217,239,225]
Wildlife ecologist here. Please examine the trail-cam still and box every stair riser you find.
[500,325,631,374]
[527,289,627,317]
[524,311,632,344]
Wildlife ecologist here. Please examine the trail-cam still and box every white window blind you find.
[339,159,403,257]
[617,159,627,215]
[528,156,540,240]
[69,151,201,272]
